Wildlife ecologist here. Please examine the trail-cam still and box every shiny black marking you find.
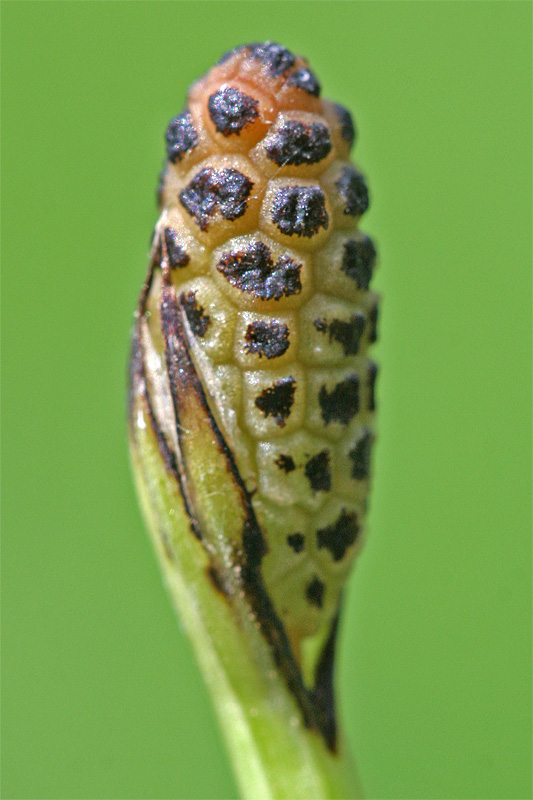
[271,185,328,238]
[265,121,331,167]
[217,241,302,300]
[341,235,377,289]
[349,429,373,480]
[180,167,253,231]
[304,450,331,492]
[180,291,210,337]
[165,110,198,163]
[163,228,190,269]
[287,67,321,97]
[333,103,356,149]
[335,166,369,217]
[306,576,325,608]
[219,42,296,78]
[316,508,359,561]
[245,319,290,359]
[318,375,359,426]
[315,313,366,356]
[275,454,296,473]
[255,377,296,427]
[250,41,296,76]
[287,532,305,552]
[368,361,378,411]
[368,301,379,343]
[208,87,259,136]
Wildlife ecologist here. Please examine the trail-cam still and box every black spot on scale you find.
[265,121,331,167]
[335,166,369,217]
[318,375,359,426]
[333,103,356,149]
[217,241,302,300]
[271,185,329,238]
[349,429,373,480]
[329,315,366,356]
[316,508,360,562]
[340,235,377,290]
[314,314,366,356]
[287,532,305,552]
[367,361,378,411]
[163,228,190,269]
[249,42,296,76]
[244,320,290,360]
[180,167,253,231]
[255,377,296,427]
[208,87,259,136]
[217,42,296,78]
[165,110,198,163]
[306,576,325,608]
[304,450,331,492]
[275,454,296,473]
[287,67,321,97]
[179,291,210,338]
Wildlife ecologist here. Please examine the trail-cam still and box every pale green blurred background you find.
[2,2,531,798]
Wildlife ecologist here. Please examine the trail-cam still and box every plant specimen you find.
[129,41,378,800]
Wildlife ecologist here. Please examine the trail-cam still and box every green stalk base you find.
[129,399,362,800]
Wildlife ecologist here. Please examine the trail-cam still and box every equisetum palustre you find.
[129,41,378,752]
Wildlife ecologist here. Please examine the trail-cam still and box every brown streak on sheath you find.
[207,565,230,597]
[157,279,339,751]
[138,397,178,562]
[160,281,250,480]
[135,236,160,318]
[128,320,146,423]
[128,326,200,547]
[139,319,202,541]
[129,245,203,541]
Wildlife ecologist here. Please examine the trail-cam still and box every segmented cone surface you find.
[131,42,378,748]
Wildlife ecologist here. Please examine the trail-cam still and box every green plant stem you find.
[130,398,361,800]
